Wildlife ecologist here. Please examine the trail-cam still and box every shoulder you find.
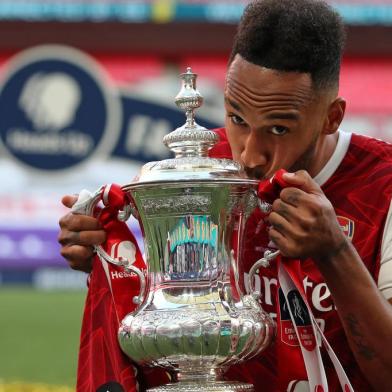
[209,127,232,159]
[343,133,392,188]
[349,133,392,164]
[324,132,392,220]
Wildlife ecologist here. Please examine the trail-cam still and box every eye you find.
[228,114,246,126]
[270,126,288,136]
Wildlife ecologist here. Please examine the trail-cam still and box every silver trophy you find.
[79,68,275,391]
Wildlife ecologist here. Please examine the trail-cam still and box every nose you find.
[240,131,268,169]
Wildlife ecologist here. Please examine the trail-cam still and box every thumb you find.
[61,194,78,208]
[282,170,321,194]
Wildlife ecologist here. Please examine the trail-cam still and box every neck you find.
[308,132,339,178]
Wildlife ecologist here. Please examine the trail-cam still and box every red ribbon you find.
[257,171,353,391]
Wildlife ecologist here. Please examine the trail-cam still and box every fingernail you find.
[283,172,295,178]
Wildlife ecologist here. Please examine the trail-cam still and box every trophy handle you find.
[71,186,146,306]
[252,189,273,215]
[95,246,146,305]
[248,250,280,297]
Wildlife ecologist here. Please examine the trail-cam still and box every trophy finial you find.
[174,67,203,128]
[163,67,218,158]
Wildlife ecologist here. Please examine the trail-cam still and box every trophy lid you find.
[128,68,257,187]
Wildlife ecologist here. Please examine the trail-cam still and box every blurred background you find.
[0,0,391,390]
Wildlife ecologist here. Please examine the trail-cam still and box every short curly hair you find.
[229,0,346,90]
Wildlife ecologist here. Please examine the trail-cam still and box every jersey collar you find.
[314,131,352,187]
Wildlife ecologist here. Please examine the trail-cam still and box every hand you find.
[58,195,106,273]
[267,170,348,262]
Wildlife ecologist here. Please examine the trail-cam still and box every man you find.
[59,0,392,390]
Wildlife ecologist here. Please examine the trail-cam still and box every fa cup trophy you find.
[80,68,275,391]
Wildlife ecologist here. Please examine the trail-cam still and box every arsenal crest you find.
[337,216,355,240]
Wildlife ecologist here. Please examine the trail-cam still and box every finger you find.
[78,230,106,245]
[59,213,102,231]
[273,198,317,233]
[61,194,78,208]
[279,187,306,208]
[282,170,322,194]
[272,199,298,222]
[268,211,293,237]
[268,226,288,253]
[268,225,298,258]
[60,245,94,273]
[58,229,106,246]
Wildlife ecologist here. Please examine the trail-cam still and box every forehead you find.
[225,55,314,107]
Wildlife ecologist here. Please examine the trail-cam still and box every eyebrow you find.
[224,97,243,113]
[225,97,300,121]
[264,112,300,121]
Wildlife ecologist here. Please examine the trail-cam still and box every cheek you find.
[269,143,300,170]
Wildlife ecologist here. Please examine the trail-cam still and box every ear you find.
[323,97,346,135]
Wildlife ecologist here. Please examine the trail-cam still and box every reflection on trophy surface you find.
[95,68,275,391]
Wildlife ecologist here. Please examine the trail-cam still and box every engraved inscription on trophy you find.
[141,194,211,215]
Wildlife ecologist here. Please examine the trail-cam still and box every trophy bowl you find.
[86,68,275,391]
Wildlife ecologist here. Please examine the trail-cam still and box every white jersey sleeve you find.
[378,200,392,300]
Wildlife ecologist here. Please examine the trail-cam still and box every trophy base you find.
[148,381,254,392]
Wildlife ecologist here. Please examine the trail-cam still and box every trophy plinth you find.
[85,68,275,391]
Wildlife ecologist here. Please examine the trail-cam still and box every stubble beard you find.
[288,136,318,174]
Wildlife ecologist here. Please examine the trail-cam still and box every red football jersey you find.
[76,128,392,391]
[216,128,392,391]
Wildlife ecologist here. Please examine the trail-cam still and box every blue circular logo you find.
[0,45,120,171]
